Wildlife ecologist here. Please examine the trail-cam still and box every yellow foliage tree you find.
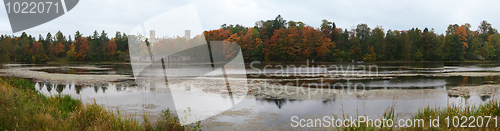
[363,46,377,61]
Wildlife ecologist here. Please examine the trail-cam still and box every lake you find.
[1,61,499,130]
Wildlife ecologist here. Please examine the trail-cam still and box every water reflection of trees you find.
[322,95,336,103]
[36,82,116,94]
[46,84,52,92]
[256,98,288,108]
[445,76,500,87]
[322,98,335,104]
[478,89,495,102]
[447,91,495,102]
[480,95,491,101]
[56,84,65,93]
[75,85,81,94]
[256,97,337,108]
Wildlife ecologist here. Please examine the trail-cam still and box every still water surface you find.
[16,61,500,128]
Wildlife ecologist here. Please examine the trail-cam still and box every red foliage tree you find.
[263,28,289,61]
[23,44,30,56]
[30,42,48,62]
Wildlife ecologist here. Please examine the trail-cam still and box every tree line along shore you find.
[0,15,498,65]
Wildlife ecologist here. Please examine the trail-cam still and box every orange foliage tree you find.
[53,42,65,57]
[454,25,469,49]
[107,39,117,56]
[316,37,335,60]
[286,26,300,60]
[76,37,89,60]
[300,26,321,59]
[240,28,260,60]
[224,33,242,60]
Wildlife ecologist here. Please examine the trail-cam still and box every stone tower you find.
[149,30,155,41]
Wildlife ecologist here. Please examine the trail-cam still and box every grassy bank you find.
[0,77,199,130]
[337,99,500,130]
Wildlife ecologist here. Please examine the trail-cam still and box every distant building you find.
[185,30,190,39]
[149,30,157,46]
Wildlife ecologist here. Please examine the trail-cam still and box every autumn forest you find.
[0,15,499,64]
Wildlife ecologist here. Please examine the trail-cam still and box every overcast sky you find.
[0,0,499,38]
